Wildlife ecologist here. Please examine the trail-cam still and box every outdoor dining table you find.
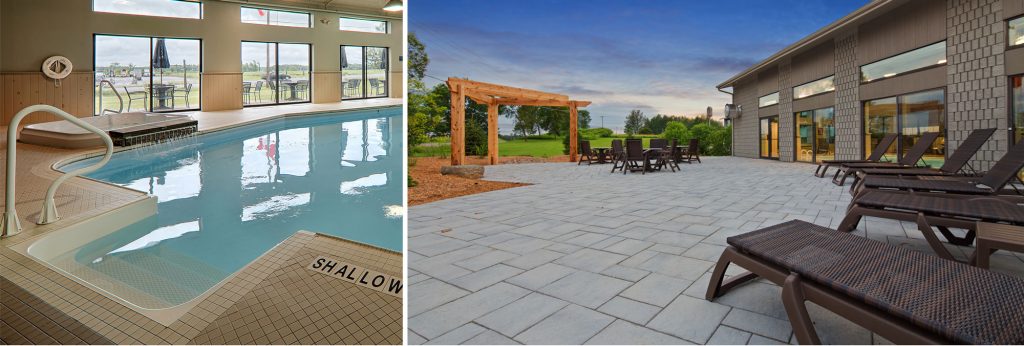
[593,147,612,164]
[150,84,174,110]
[282,80,302,101]
[641,148,664,172]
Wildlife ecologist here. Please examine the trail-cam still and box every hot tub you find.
[20,112,196,148]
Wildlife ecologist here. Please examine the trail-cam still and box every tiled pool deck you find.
[408,157,1024,345]
[1,99,404,344]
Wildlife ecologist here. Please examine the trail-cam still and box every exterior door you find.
[760,116,779,159]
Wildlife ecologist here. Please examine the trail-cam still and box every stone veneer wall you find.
[834,33,862,160]
[946,0,1008,170]
[777,61,795,161]
[732,79,761,158]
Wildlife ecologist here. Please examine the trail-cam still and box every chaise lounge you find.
[706,220,1024,344]
[813,133,896,178]
[831,132,940,186]
[847,128,996,188]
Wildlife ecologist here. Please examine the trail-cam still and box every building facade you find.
[720,0,1024,172]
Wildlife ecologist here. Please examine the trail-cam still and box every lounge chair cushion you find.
[853,190,1024,223]
[728,220,1024,344]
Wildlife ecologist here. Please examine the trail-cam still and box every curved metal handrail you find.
[2,105,115,237]
[97,79,123,116]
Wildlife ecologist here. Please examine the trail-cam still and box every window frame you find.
[859,40,947,84]
[792,75,835,100]
[338,17,389,34]
[92,0,203,19]
[758,92,780,108]
[1009,74,1024,145]
[1009,15,1024,50]
[92,33,203,115]
[793,106,836,163]
[759,114,780,160]
[240,6,312,28]
[341,45,390,100]
[241,41,314,107]
[860,87,947,161]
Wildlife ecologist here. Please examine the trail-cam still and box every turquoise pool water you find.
[53,108,402,308]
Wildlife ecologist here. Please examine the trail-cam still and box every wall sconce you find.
[319,17,331,25]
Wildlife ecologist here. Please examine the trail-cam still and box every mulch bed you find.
[408,155,569,206]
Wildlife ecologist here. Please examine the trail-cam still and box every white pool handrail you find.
[97,79,124,116]
[2,104,115,237]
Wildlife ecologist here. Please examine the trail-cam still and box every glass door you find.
[760,116,779,159]
[342,45,389,99]
[795,107,835,163]
[94,34,201,114]
[241,41,311,106]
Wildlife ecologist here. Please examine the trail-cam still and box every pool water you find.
[51,108,402,308]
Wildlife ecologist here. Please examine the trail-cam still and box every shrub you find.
[408,174,418,187]
[562,130,599,154]
[582,127,613,138]
[465,121,488,156]
[661,122,690,144]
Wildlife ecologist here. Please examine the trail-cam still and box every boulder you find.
[440,165,484,179]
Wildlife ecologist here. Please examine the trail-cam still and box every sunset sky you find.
[411,0,867,131]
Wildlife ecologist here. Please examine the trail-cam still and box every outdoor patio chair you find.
[173,83,193,109]
[252,81,264,103]
[814,133,897,177]
[649,138,668,170]
[623,138,646,174]
[706,219,1024,344]
[848,128,996,188]
[837,189,1024,261]
[296,80,310,99]
[242,82,253,104]
[345,79,361,97]
[831,132,940,186]
[578,140,597,165]
[610,139,625,173]
[123,86,148,112]
[660,139,681,172]
[852,139,1024,197]
[681,138,701,164]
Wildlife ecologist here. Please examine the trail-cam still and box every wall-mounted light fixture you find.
[383,0,403,12]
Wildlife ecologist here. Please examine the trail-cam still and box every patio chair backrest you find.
[625,139,644,160]
[580,140,592,155]
[980,139,1024,189]
[254,81,262,91]
[611,139,623,155]
[898,132,940,166]
[866,133,898,161]
[650,138,667,149]
[939,128,996,173]
[688,138,699,154]
[670,139,681,158]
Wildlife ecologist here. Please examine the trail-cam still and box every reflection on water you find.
[55,110,402,307]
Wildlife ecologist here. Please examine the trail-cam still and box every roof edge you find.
[716,0,901,89]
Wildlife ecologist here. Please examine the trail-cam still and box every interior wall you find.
[0,0,403,122]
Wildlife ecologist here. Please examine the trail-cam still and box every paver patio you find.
[408,157,1024,345]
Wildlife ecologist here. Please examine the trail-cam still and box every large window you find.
[864,89,945,167]
[793,76,835,99]
[93,0,201,19]
[94,35,201,114]
[1013,76,1023,145]
[759,92,779,107]
[342,46,389,99]
[1011,17,1024,48]
[339,17,388,33]
[759,116,779,159]
[241,7,310,27]
[241,42,312,106]
[795,107,835,163]
[861,41,946,82]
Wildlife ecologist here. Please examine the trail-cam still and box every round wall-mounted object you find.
[42,56,73,80]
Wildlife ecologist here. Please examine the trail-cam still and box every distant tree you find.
[647,114,671,134]
[623,109,647,137]
[407,32,429,83]
[578,109,591,129]
[662,121,691,143]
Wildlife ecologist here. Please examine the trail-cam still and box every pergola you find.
[447,77,591,165]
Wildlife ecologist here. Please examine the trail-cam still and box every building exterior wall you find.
[728,0,1019,166]
[732,78,760,159]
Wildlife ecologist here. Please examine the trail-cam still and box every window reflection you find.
[759,92,779,107]
[861,42,946,82]
[794,107,835,163]
[793,76,834,99]
[1010,17,1024,47]
[864,89,945,166]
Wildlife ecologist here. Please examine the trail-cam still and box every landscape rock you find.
[441,165,485,179]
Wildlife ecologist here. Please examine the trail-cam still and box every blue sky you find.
[411,0,867,131]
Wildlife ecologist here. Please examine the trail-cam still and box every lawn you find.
[410,135,662,158]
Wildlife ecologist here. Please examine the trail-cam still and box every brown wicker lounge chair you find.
[706,220,1024,344]
[623,138,646,175]
[610,139,625,173]
[578,140,597,165]
[848,128,996,188]
[838,189,1024,261]
[852,139,1024,197]
[831,132,940,186]
[814,133,896,177]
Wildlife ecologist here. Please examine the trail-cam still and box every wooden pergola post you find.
[450,83,465,166]
[569,102,579,163]
[487,101,499,165]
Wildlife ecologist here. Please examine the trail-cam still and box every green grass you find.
[409,134,663,158]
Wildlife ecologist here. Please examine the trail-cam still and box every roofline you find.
[716,0,903,89]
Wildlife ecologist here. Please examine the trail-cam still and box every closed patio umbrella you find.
[153,38,171,84]
[341,51,348,68]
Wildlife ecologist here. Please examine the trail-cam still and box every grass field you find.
[410,135,662,158]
